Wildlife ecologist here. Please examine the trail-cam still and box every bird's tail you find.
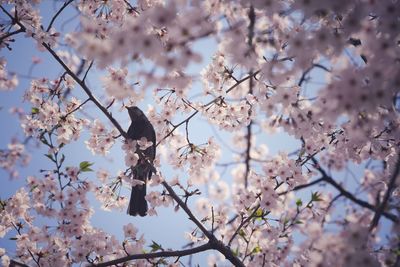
[127,184,148,216]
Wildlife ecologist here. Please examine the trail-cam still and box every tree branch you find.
[369,152,400,230]
[228,204,260,246]
[10,259,30,267]
[278,177,325,195]
[42,43,128,138]
[162,181,245,267]
[46,0,74,32]
[243,5,256,188]
[298,63,330,86]
[311,157,398,222]
[91,243,213,267]
[0,28,24,44]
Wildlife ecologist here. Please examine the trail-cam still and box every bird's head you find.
[126,106,144,121]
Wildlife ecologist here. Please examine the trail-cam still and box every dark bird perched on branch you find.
[126,106,156,216]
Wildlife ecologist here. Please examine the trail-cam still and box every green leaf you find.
[44,154,55,162]
[60,154,66,166]
[298,146,306,158]
[255,207,263,217]
[239,229,246,238]
[232,248,239,257]
[40,137,50,146]
[252,246,261,254]
[30,185,38,192]
[0,199,6,211]
[296,199,303,207]
[149,241,163,252]
[31,107,39,114]
[79,161,94,172]
[395,248,400,256]
[311,191,323,202]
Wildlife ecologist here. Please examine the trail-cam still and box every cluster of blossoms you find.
[200,53,231,97]
[85,119,116,155]
[95,169,170,217]
[94,137,161,213]
[168,135,221,183]
[294,223,380,267]
[93,169,129,211]
[121,138,154,168]
[0,188,30,238]
[0,140,30,178]
[0,164,148,266]
[67,0,209,75]
[0,58,18,91]
[101,67,144,101]
[10,0,59,51]
[230,153,310,217]
[0,0,399,266]
[201,99,253,131]
[21,77,89,145]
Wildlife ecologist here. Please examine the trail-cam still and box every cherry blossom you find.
[0,58,18,90]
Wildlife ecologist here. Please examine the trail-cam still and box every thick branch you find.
[42,43,128,138]
[243,5,256,188]
[369,153,400,230]
[278,177,325,195]
[10,259,29,267]
[162,181,212,239]
[311,157,398,222]
[162,181,245,267]
[92,243,213,267]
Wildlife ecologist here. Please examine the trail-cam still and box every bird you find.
[126,106,156,216]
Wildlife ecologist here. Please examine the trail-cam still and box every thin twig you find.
[228,204,260,246]
[46,0,74,32]
[298,63,330,86]
[278,177,325,195]
[10,259,30,267]
[0,28,24,44]
[82,60,94,82]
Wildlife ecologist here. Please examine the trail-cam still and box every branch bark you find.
[46,0,74,32]
[91,243,213,267]
[243,5,256,188]
[162,181,245,267]
[369,153,400,230]
[311,157,398,223]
